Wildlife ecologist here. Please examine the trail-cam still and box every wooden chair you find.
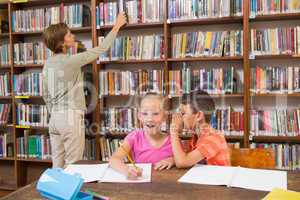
[230,148,276,169]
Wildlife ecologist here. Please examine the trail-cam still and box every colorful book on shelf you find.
[168,0,243,20]
[172,30,243,58]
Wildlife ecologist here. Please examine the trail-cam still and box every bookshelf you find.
[0,0,298,190]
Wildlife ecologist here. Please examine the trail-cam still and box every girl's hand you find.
[126,166,143,180]
[170,113,183,136]
[154,157,174,171]
[114,12,127,30]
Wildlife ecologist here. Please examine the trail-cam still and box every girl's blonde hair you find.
[140,92,168,111]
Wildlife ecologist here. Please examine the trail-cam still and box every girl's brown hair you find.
[43,23,69,54]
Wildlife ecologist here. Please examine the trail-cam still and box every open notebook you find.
[64,163,151,183]
[178,165,287,192]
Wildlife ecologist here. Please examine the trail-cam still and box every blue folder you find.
[36,168,92,200]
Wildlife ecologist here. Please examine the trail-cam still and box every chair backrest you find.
[230,148,275,169]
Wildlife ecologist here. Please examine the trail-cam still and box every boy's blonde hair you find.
[140,92,168,111]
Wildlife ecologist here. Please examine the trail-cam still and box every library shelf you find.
[168,16,243,27]
[14,96,43,100]
[0,96,12,100]
[168,56,243,62]
[0,184,16,191]
[0,157,15,161]
[0,65,11,69]
[15,125,48,131]
[97,22,164,30]
[13,64,43,68]
[253,55,300,60]
[0,33,9,38]
[169,94,244,98]
[252,136,300,143]
[11,27,91,36]
[251,93,300,97]
[250,13,300,22]
[16,158,52,163]
[98,59,165,65]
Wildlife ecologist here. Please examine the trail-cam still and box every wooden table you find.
[2,166,300,200]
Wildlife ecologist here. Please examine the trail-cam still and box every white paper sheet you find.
[178,164,287,192]
[64,164,109,183]
[178,165,237,186]
[231,167,287,191]
[100,163,152,183]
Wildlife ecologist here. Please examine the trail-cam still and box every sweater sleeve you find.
[65,30,117,68]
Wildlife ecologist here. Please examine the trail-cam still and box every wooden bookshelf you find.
[99,59,165,65]
[14,96,43,99]
[252,136,300,144]
[169,94,244,98]
[16,158,52,163]
[168,56,243,62]
[15,125,48,130]
[13,64,43,68]
[168,16,243,26]
[250,13,300,22]
[0,65,11,69]
[98,22,164,30]
[0,0,299,190]
[0,33,9,38]
[251,93,300,97]
[0,96,12,100]
[0,157,14,161]
[253,55,300,60]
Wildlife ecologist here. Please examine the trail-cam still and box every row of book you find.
[172,30,243,58]
[100,106,243,135]
[99,69,165,96]
[169,66,240,95]
[250,0,300,16]
[62,4,91,28]
[251,143,300,170]
[83,138,96,160]
[16,104,49,127]
[101,107,139,133]
[168,0,243,20]
[96,0,163,27]
[13,42,46,65]
[12,3,91,32]
[0,44,9,65]
[251,27,300,56]
[0,104,11,125]
[98,34,164,61]
[99,137,121,161]
[251,65,300,94]
[16,131,51,159]
[12,6,60,33]
[13,72,43,96]
[0,133,13,158]
[211,108,244,136]
[0,73,10,96]
[250,109,300,136]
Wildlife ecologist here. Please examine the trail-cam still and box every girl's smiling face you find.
[138,98,166,135]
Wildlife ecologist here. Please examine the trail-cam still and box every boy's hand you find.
[114,12,127,30]
[126,166,143,180]
[154,157,174,171]
[170,113,183,136]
